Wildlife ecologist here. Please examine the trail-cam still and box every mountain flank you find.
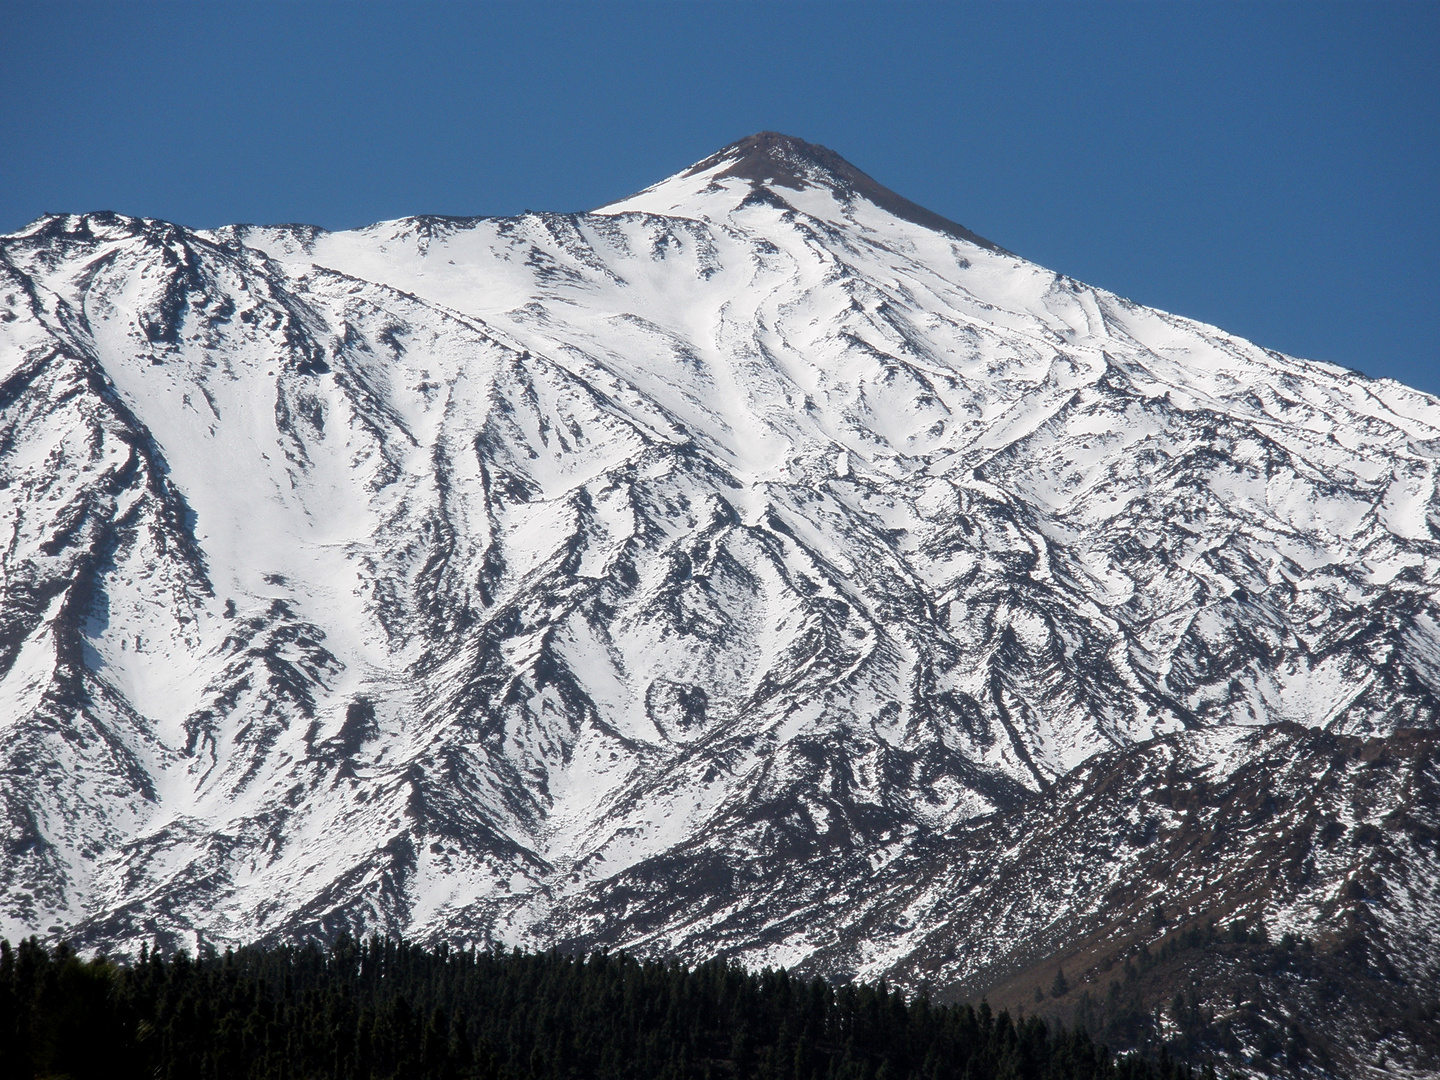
[1,134,1437,1077]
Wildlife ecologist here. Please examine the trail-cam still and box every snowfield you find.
[0,136,1436,1054]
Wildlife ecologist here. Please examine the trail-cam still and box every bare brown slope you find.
[905,726,1440,1079]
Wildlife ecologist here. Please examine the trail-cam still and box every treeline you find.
[0,936,1213,1080]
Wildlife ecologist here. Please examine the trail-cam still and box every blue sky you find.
[3,1,1436,394]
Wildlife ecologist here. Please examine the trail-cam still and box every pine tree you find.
[1050,968,1069,998]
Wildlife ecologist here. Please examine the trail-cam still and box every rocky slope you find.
[1,132,1437,1073]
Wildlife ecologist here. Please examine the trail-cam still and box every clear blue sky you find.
[3,1,1436,395]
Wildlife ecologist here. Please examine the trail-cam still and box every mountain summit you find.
[600,131,1006,250]
[1,137,1437,1075]
[689,131,864,188]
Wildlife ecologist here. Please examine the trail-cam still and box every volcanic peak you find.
[683,131,1007,252]
[688,132,861,191]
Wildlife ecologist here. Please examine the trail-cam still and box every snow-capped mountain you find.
[1,132,1437,1067]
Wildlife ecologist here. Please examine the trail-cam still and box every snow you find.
[0,138,1437,1002]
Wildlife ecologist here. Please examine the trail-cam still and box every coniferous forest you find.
[0,937,1212,1080]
